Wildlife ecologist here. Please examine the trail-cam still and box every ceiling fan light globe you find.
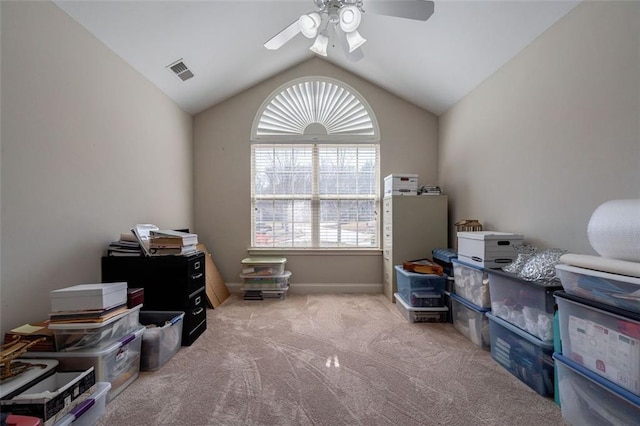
[299,13,322,38]
[339,6,361,33]
[310,33,329,56]
[346,30,366,53]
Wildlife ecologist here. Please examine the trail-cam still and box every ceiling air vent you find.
[167,59,194,82]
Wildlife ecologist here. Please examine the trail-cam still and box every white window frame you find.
[251,77,380,252]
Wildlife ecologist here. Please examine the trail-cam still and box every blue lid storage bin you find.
[554,353,640,426]
[450,293,490,349]
[394,293,448,323]
[486,268,562,342]
[452,258,490,308]
[431,248,457,277]
[555,291,640,397]
[394,266,445,307]
[487,312,555,397]
[556,263,640,314]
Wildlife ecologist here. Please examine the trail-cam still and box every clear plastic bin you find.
[555,291,640,396]
[394,293,448,323]
[487,312,554,397]
[450,293,490,349]
[394,266,445,307]
[554,353,640,426]
[556,263,640,314]
[49,305,142,352]
[241,257,286,276]
[452,259,490,308]
[240,271,291,290]
[23,326,144,403]
[54,382,111,426]
[140,311,184,371]
[487,268,562,342]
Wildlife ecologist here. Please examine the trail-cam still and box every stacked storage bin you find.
[22,283,144,404]
[553,262,640,424]
[485,268,562,397]
[240,257,290,300]
[450,258,491,349]
[432,248,457,323]
[393,266,448,323]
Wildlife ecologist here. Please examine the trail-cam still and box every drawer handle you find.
[192,273,204,280]
[192,307,204,316]
[195,296,201,305]
[194,261,201,270]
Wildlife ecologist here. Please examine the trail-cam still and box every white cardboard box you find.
[50,282,127,312]
[457,231,524,268]
[384,174,418,197]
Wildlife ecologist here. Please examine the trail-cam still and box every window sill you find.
[247,248,382,256]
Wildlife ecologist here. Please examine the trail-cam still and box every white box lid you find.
[50,282,127,299]
[241,257,287,265]
[457,231,524,240]
[385,174,418,180]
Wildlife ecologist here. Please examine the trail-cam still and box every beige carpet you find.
[97,294,565,425]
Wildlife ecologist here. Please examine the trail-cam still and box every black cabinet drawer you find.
[182,289,207,346]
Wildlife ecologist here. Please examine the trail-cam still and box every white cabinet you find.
[383,195,448,301]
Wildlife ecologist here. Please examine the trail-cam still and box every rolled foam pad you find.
[587,199,640,262]
[559,253,640,278]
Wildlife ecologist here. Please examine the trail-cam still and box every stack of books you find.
[107,233,142,256]
[148,229,198,256]
[419,185,442,195]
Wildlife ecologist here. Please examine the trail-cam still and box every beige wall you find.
[194,58,439,291]
[0,1,193,336]
[439,1,640,253]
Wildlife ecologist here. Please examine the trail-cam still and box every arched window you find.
[251,77,380,249]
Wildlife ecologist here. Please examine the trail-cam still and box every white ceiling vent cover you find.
[167,59,194,81]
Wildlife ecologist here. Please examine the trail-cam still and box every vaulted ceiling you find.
[53,0,581,116]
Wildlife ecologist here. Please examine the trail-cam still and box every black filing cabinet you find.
[101,252,206,346]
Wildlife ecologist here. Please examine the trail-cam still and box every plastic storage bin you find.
[49,305,142,352]
[240,271,291,290]
[431,248,457,277]
[487,268,562,342]
[555,291,640,396]
[451,258,490,308]
[556,263,640,314]
[394,293,448,323]
[487,312,555,397]
[54,382,111,426]
[554,353,640,426]
[409,290,443,308]
[139,311,184,371]
[22,326,145,403]
[241,257,286,276]
[394,266,445,307]
[450,293,490,349]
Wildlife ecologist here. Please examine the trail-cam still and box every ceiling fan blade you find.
[347,47,365,63]
[364,0,435,21]
[264,20,302,50]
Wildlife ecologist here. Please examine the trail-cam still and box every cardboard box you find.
[0,367,96,426]
[384,174,418,197]
[50,283,127,312]
[457,231,523,268]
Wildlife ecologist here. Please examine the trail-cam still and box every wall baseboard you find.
[226,282,383,295]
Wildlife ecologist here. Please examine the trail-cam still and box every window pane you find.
[254,146,312,195]
[319,199,377,247]
[252,144,379,249]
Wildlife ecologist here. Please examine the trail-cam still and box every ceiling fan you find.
[264,0,435,59]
